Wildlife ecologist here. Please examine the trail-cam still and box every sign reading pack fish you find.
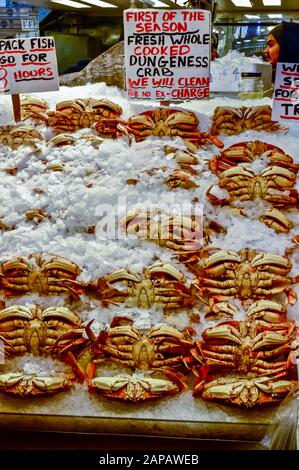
[123,9,211,101]
[0,36,59,94]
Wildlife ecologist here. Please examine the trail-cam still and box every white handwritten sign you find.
[124,9,211,101]
[0,36,59,95]
[272,62,299,124]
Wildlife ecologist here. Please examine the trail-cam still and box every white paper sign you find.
[210,62,240,92]
[0,36,59,95]
[124,9,211,101]
[272,62,299,124]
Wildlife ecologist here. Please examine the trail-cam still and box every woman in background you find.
[211,32,219,61]
[264,24,283,66]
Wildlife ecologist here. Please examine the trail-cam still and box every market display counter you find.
[0,85,297,451]
[0,412,270,441]
[0,391,274,443]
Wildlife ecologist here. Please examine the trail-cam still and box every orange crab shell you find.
[41,98,123,132]
[211,105,288,136]
[0,372,73,397]
[0,254,83,298]
[124,108,224,149]
[88,369,187,402]
[210,140,299,173]
[194,375,297,407]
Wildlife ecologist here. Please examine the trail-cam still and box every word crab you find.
[86,261,195,310]
[0,254,82,298]
[211,105,288,135]
[0,305,87,396]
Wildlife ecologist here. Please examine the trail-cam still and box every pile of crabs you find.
[0,96,298,409]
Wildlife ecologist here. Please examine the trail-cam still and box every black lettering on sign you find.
[136,67,173,77]
[30,37,55,50]
[281,103,299,115]
[130,55,169,68]
[275,88,298,99]
[283,76,299,88]
[127,35,165,46]
[282,63,299,73]
[169,33,210,45]
[0,55,16,66]
[0,39,26,52]
[22,53,49,64]
[283,76,292,86]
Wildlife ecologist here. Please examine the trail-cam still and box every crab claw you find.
[207,298,238,319]
[192,364,211,396]
[260,208,293,234]
[85,320,98,342]
[206,185,230,206]
[201,133,224,148]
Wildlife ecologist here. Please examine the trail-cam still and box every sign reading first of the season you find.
[272,62,299,124]
[0,36,59,94]
[124,9,211,101]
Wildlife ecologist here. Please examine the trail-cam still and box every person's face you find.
[264,34,280,65]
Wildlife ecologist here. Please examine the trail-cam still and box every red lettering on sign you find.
[128,77,149,87]
[13,67,54,81]
[169,45,190,56]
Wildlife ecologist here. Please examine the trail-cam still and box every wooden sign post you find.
[11,94,21,122]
